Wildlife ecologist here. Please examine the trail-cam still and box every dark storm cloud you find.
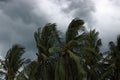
[55,0,95,26]
[0,0,47,25]
[0,0,96,59]
[0,0,8,2]
[0,0,49,59]
[0,11,37,58]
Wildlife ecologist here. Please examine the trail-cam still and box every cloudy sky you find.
[0,0,120,59]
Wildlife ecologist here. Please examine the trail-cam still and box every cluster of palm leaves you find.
[0,18,120,80]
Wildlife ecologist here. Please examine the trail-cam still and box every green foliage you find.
[55,57,65,80]
[0,44,26,80]
[66,18,85,43]
[0,18,120,80]
[68,50,86,78]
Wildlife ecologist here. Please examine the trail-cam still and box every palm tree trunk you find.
[90,66,96,80]
[115,59,120,80]
[64,55,73,80]
[115,67,120,80]
[6,75,15,80]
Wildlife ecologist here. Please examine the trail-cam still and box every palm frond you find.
[66,18,85,43]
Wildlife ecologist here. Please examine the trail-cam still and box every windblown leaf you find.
[68,50,86,79]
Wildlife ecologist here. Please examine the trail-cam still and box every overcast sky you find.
[0,0,120,59]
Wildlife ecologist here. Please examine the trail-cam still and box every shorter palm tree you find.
[16,61,39,80]
[79,29,102,80]
[0,44,26,80]
[100,35,120,80]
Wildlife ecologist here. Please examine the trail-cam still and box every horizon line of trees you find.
[0,18,120,80]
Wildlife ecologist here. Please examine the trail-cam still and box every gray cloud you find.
[0,11,37,59]
[0,0,96,59]
[0,0,8,2]
[61,0,95,26]
[0,0,49,59]
[50,0,95,27]
[0,0,48,25]
[109,0,120,6]
[92,0,120,52]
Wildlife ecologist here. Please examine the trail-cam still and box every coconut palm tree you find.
[54,18,86,80]
[34,23,60,80]
[100,35,120,80]
[115,35,120,80]
[81,29,102,80]
[33,18,87,80]
[17,18,104,80]
[16,61,39,80]
[0,44,25,80]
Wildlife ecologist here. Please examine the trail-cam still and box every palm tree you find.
[116,35,120,80]
[101,35,120,80]
[34,23,60,60]
[0,44,25,80]
[33,18,86,80]
[1,18,120,80]
[16,61,39,80]
[34,23,60,80]
[55,18,86,80]
[81,29,102,80]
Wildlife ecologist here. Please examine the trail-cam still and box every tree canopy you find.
[0,18,120,80]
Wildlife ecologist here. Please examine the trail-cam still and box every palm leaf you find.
[67,50,86,79]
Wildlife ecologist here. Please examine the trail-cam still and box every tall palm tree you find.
[55,18,86,80]
[0,44,25,80]
[33,18,86,80]
[34,23,60,60]
[34,23,60,80]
